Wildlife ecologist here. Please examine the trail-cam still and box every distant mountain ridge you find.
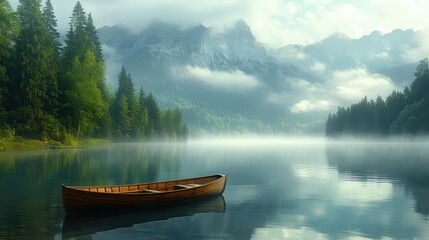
[98,20,423,135]
[274,28,421,85]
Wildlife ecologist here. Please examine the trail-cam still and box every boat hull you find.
[62,173,227,212]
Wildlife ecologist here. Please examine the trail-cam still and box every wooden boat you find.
[62,173,227,212]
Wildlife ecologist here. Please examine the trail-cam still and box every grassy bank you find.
[0,138,111,151]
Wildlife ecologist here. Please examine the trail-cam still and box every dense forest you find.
[326,58,429,137]
[0,0,188,144]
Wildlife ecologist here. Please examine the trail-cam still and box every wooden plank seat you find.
[174,184,202,190]
[142,189,162,193]
[126,189,162,193]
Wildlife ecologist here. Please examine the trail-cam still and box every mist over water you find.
[1,137,428,239]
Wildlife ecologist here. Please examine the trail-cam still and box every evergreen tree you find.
[326,58,429,137]
[60,1,110,138]
[85,13,103,61]
[112,66,136,137]
[15,0,59,138]
[87,16,110,137]
[0,0,19,123]
[41,0,60,113]
[61,1,87,73]
[42,0,60,46]
[385,91,406,131]
[118,95,131,137]
[65,51,108,139]
[373,96,387,135]
[161,109,173,138]
[410,58,429,102]
[135,86,149,138]
[145,93,161,137]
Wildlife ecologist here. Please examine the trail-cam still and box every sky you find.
[8,0,429,48]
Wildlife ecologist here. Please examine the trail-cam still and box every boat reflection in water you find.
[61,195,226,239]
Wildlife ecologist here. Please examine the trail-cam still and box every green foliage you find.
[0,0,189,145]
[117,95,131,137]
[12,0,60,140]
[410,58,429,102]
[111,67,136,138]
[111,67,188,141]
[326,58,429,137]
[390,99,429,135]
[39,113,63,141]
[0,0,19,111]
[65,51,108,139]
[0,125,15,141]
[85,13,103,60]
[159,107,189,140]
[145,93,161,136]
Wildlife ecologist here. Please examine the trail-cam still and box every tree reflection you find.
[0,143,183,239]
[326,142,429,217]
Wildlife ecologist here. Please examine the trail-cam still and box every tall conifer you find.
[0,0,19,118]
[15,0,59,137]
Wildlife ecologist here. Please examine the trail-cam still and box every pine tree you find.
[326,58,429,137]
[112,66,137,138]
[41,0,60,113]
[136,86,149,138]
[42,0,60,45]
[61,1,87,72]
[86,13,103,61]
[0,0,19,122]
[15,0,59,137]
[118,95,131,138]
[410,58,429,102]
[145,93,161,137]
[60,1,110,138]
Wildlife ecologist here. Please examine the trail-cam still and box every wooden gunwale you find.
[63,173,225,195]
[62,173,227,212]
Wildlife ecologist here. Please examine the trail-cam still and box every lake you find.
[1,138,428,239]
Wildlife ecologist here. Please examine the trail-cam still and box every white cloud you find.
[9,0,429,47]
[290,99,331,113]
[180,65,260,92]
[291,78,322,93]
[284,69,398,114]
[371,52,390,60]
[402,30,429,62]
[332,68,398,101]
[310,62,326,73]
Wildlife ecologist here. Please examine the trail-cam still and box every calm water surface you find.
[0,138,429,239]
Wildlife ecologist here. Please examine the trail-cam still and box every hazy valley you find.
[98,20,426,135]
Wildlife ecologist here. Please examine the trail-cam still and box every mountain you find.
[98,21,423,135]
[274,29,420,86]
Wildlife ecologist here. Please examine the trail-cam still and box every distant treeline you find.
[326,58,429,137]
[0,0,188,143]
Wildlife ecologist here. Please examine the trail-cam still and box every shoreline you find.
[0,138,111,152]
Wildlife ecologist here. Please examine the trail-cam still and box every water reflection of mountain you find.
[326,142,429,217]
[62,195,226,239]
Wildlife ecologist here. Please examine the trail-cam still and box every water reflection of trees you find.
[0,143,183,239]
[326,142,429,217]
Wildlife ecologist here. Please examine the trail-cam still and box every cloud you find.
[9,0,429,47]
[402,30,429,62]
[310,62,326,73]
[290,99,331,113]
[284,69,398,114]
[371,52,390,60]
[331,68,398,101]
[179,65,260,92]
